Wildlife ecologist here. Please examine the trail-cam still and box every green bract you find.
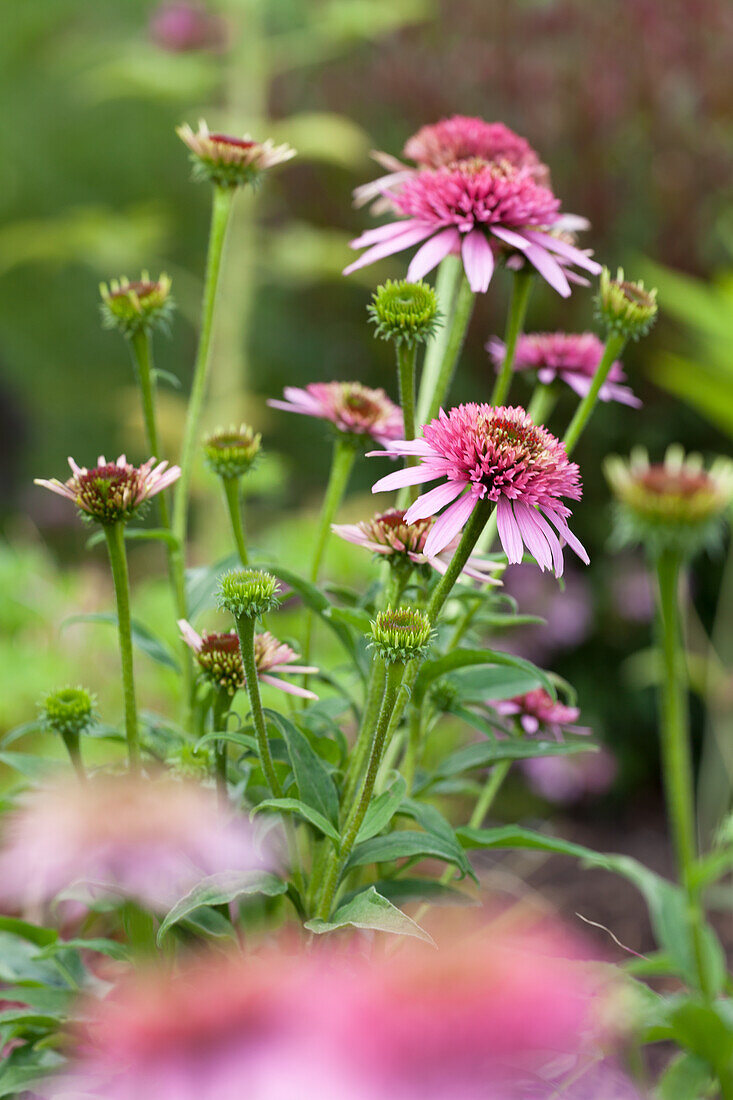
[368,279,441,347]
[99,273,174,337]
[40,686,95,738]
[203,425,262,480]
[595,267,657,341]
[216,569,281,619]
[369,606,433,663]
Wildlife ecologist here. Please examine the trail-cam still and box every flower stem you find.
[426,499,494,624]
[172,184,235,554]
[129,329,170,529]
[526,381,558,427]
[221,477,249,565]
[563,332,626,455]
[654,549,713,999]
[424,274,476,424]
[490,271,534,407]
[316,659,405,919]
[469,760,512,828]
[61,731,86,783]
[104,521,141,773]
[234,614,281,798]
[396,341,419,507]
[416,254,463,424]
[212,688,231,809]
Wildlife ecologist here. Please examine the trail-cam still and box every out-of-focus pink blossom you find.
[491,688,590,740]
[522,746,618,804]
[149,3,226,53]
[0,776,272,913]
[269,381,403,447]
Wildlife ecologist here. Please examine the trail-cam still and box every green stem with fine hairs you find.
[490,270,534,407]
[172,183,235,557]
[425,274,476,424]
[316,659,405,919]
[234,614,281,798]
[654,549,713,1000]
[104,521,141,773]
[396,341,419,508]
[563,332,627,455]
[416,254,463,425]
[221,476,249,565]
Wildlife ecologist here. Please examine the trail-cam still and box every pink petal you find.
[496,497,524,564]
[177,619,203,652]
[522,230,602,274]
[372,465,443,493]
[524,244,571,298]
[512,501,553,572]
[403,479,465,523]
[423,492,476,557]
[259,675,318,700]
[543,509,590,566]
[350,218,419,248]
[34,479,75,501]
[461,229,495,293]
[603,383,642,408]
[519,507,564,576]
[343,224,435,276]
[407,227,461,282]
[490,227,531,251]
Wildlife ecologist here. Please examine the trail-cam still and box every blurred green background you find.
[1,0,732,825]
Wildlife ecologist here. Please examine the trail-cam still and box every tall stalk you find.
[104,521,141,773]
[234,614,281,798]
[416,254,463,424]
[563,332,626,455]
[490,271,533,407]
[396,341,419,507]
[221,477,249,565]
[424,275,475,424]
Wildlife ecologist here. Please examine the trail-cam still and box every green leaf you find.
[196,730,259,755]
[347,830,471,876]
[445,665,544,702]
[0,918,58,948]
[1,720,42,747]
[36,937,130,962]
[364,878,476,907]
[305,886,434,943]
[356,774,406,843]
[85,526,180,550]
[254,798,340,842]
[264,709,339,827]
[457,825,614,867]
[435,739,596,780]
[61,612,179,672]
[0,986,72,1016]
[399,798,476,880]
[413,649,553,707]
[656,1052,713,1100]
[0,751,56,780]
[157,871,287,943]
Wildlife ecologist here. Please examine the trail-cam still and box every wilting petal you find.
[350,218,418,249]
[512,501,554,572]
[523,230,602,274]
[543,509,590,565]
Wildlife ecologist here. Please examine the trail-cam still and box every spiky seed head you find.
[40,686,95,738]
[368,280,441,348]
[595,268,657,341]
[605,446,733,558]
[216,569,280,620]
[203,425,262,480]
[99,273,174,338]
[369,606,433,663]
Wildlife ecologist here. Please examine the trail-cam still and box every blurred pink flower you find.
[499,563,593,663]
[178,622,318,699]
[371,404,588,577]
[487,332,640,408]
[332,508,502,584]
[0,777,271,912]
[522,746,618,804]
[268,381,403,447]
[345,161,600,295]
[149,3,226,53]
[34,454,180,524]
[491,688,590,740]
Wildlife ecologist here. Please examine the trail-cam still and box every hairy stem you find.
[104,522,141,773]
[61,731,86,783]
[234,615,281,798]
[490,271,534,407]
[221,476,249,565]
[396,341,419,507]
[563,332,626,455]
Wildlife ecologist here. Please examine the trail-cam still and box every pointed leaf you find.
[264,709,339,826]
[305,886,434,943]
[356,774,406,843]
[157,871,287,943]
[435,739,596,780]
[254,798,340,842]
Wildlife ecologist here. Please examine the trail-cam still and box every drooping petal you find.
[407,227,461,282]
[523,243,571,297]
[259,674,318,700]
[343,223,435,276]
[496,497,524,564]
[423,492,476,557]
[512,501,554,572]
[178,619,203,653]
[403,479,465,523]
[349,218,418,248]
[372,465,443,494]
[461,229,495,293]
[543,509,590,565]
[519,506,564,576]
[490,226,531,251]
[522,230,602,274]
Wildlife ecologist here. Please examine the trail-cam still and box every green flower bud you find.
[167,742,214,780]
[595,268,657,341]
[369,606,432,664]
[605,446,733,558]
[99,273,174,337]
[203,425,262,480]
[368,280,441,348]
[216,569,280,620]
[429,677,459,713]
[40,686,95,738]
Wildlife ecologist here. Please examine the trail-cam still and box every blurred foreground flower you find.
[333,508,502,584]
[0,776,271,913]
[34,454,180,526]
[487,332,640,407]
[371,404,588,576]
[177,120,295,189]
[268,381,403,448]
[178,621,318,699]
[48,917,634,1100]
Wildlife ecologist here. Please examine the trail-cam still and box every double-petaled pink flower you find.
[268,381,403,448]
[178,621,318,699]
[0,776,271,913]
[488,332,640,407]
[371,404,588,577]
[332,508,502,584]
[491,688,589,740]
[35,454,180,525]
[345,160,600,296]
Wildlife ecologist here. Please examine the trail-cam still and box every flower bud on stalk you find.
[177,120,295,190]
[596,267,658,341]
[204,426,262,565]
[40,686,95,780]
[99,273,174,338]
[369,606,433,665]
[368,280,441,349]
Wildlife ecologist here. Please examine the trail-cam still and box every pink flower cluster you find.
[268,381,403,448]
[492,688,589,740]
[488,332,641,407]
[372,404,588,577]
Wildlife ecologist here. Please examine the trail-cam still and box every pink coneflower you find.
[178,621,318,699]
[491,688,589,740]
[34,455,180,525]
[353,115,549,211]
[371,405,589,577]
[345,161,600,296]
[268,382,403,447]
[332,508,502,584]
[488,332,641,407]
[0,777,270,913]
[177,120,295,188]
[522,746,617,804]
[150,3,226,52]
